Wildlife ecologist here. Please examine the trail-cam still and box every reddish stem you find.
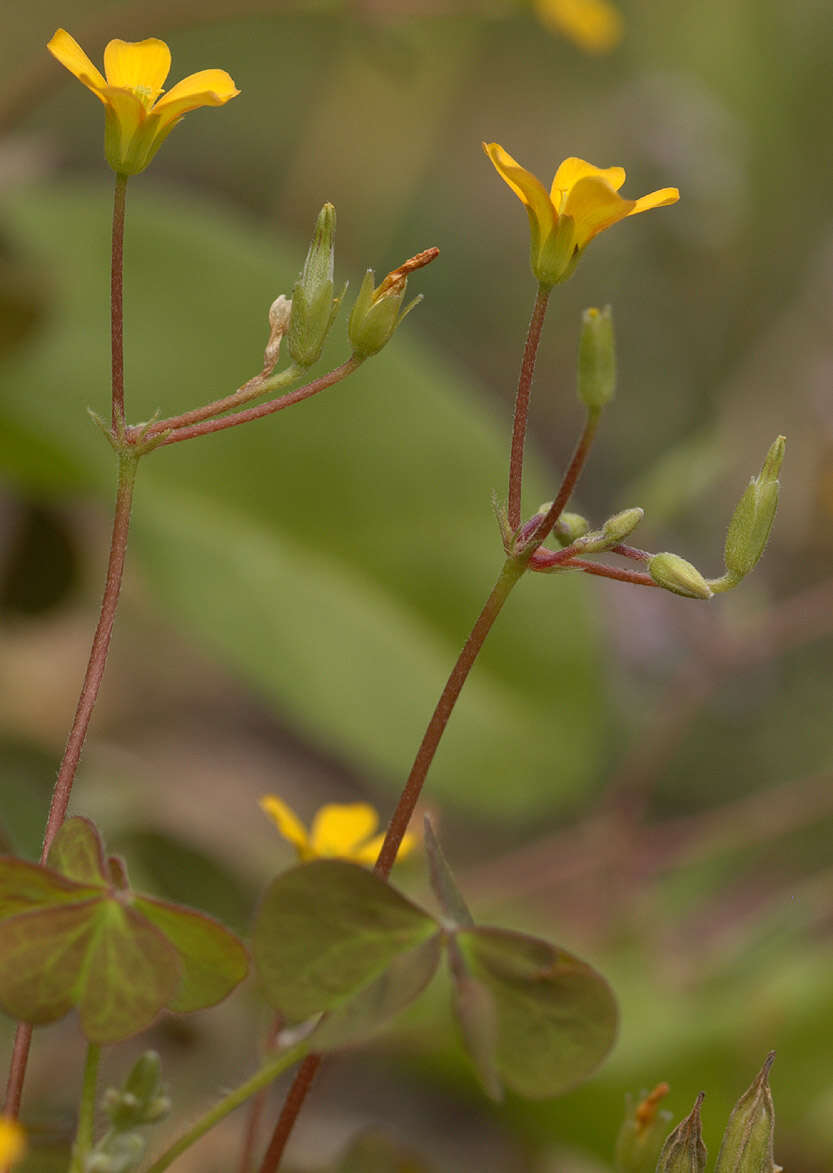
[508,285,550,530]
[258,558,525,1172]
[522,408,600,552]
[111,174,128,431]
[562,557,657,587]
[158,358,360,445]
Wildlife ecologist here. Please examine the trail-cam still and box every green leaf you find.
[446,936,501,1101]
[0,856,97,917]
[0,900,100,1024]
[453,926,618,1099]
[76,901,181,1043]
[0,183,604,825]
[423,817,473,929]
[134,895,249,1013]
[46,816,108,885]
[311,933,442,1050]
[253,860,439,1021]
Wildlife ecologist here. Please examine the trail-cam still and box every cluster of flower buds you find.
[86,1052,171,1173]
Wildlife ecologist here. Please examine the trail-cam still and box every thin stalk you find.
[111,173,128,431]
[70,1043,101,1173]
[145,364,301,437]
[562,557,657,587]
[508,285,550,530]
[523,407,600,551]
[258,556,526,1173]
[144,1045,308,1173]
[158,358,361,446]
[42,453,139,857]
[2,452,139,1130]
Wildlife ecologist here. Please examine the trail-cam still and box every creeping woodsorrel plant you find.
[0,26,785,1173]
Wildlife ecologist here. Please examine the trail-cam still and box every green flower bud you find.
[578,305,616,411]
[723,436,785,583]
[105,1051,170,1130]
[657,1093,707,1173]
[552,510,590,546]
[614,1082,672,1173]
[714,1053,778,1173]
[602,507,644,544]
[287,204,340,368]
[649,552,713,599]
[349,248,439,358]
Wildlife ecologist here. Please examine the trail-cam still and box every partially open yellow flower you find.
[0,1118,25,1167]
[260,796,416,867]
[47,29,239,176]
[483,143,679,287]
[534,0,623,54]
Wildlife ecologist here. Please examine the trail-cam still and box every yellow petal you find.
[102,87,146,173]
[46,29,107,101]
[103,38,171,104]
[310,803,379,858]
[535,0,624,54]
[0,1118,25,1165]
[259,795,311,858]
[482,142,557,241]
[153,69,240,124]
[561,174,634,248]
[627,187,680,216]
[551,156,625,208]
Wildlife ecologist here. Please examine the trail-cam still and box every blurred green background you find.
[1,0,832,1169]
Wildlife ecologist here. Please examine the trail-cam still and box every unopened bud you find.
[287,203,340,368]
[723,436,785,583]
[714,1053,778,1173]
[349,248,438,358]
[106,1051,169,1130]
[649,552,713,599]
[578,306,616,411]
[552,511,590,546]
[264,294,292,370]
[614,1082,672,1173]
[657,1093,707,1173]
[603,507,644,544]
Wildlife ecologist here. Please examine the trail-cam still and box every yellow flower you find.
[46,29,239,176]
[260,796,416,867]
[533,0,623,54]
[483,142,679,287]
[0,1118,25,1166]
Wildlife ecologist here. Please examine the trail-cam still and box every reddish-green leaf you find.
[254,860,439,1022]
[453,927,618,1099]
[135,896,249,1012]
[46,816,108,885]
[0,900,99,1023]
[0,856,96,917]
[77,902,181,1042]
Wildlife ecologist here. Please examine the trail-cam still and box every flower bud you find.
[105,1051,170,1130]
[614,1082,672,1173]
[349,248,439,358]
[649,552,713,599]
[602,507,644,544]
[657,1093,707,1173]
[578,305,616,411]
[287,204,340,368]
[723,436,785,583]
[714,1053,778,1173]
[552,510,590,546]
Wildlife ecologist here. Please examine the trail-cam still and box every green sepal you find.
[657,1093,707,1173]
[723,437,785,582]
[714,1053,778,1173]
[253,860,441,1032]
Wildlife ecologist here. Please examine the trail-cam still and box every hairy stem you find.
[508,284,550,530]
[258,557,526,1172]
[70,1043,101,1173]
[146,364,301,437]
[524,407,600,550]
[111,173,128,431]
[144,1045,308,1173]
[158,358,362,445]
